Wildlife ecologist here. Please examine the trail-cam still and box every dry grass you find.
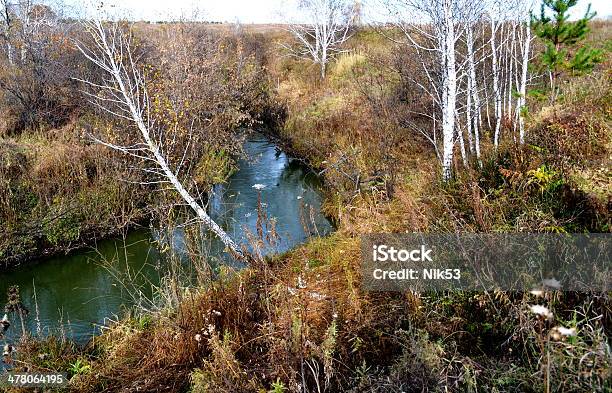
[0,120,153,263]
[15,227,609,392]
[6,21,612,393]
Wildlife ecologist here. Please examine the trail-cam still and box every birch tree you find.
[75,21,243,257]
[381,0,537,173]
[283,0,355,79]
[0,0,14,64]
[489,9,503,148]
[0,0,75,130]
[0,0,60,63]
[465,23,482,159]
[441,0,458,179]
[479,0,534,147]
[516,1,534,143]
[385,0,482,180]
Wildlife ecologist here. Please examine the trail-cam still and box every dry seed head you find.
[542,278,561,289]
[529,305,554,320]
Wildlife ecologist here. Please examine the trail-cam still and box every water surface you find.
[0,133,332,343]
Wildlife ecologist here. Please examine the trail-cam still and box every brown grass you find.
[6,20,612,393]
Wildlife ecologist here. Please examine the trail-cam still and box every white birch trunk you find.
[78,22,244,257]
[518,22,530,144]
[490,17,502,148]
[458,123,468,167]
[507,21,517,133]
[466,80,474,154]
[441,0,457,181]
[321,45,327,79]
[481,22,492,130]
[513,23,521,137]
[112,59,243,257]
[6,42,12,64]
[466,25,481,159]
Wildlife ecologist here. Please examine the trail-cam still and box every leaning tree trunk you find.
[78,21,244,258]
[114,70,243,257]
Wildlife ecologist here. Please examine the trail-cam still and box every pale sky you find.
[63,0,612,23]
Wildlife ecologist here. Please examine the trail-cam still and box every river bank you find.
[0,126,258,270]
[0,133,333,345]
[0,126,154,270]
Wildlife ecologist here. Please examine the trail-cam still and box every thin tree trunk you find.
[96,26,244,257]
[458,122,468,167]
[507,21,517,134]
[466,25,480,159]
[482,22,492,130]
[6,41,13,64]
[513,25,521,138]
[491,17,502,148]
[129,96,243,256]
[518,22,530,144]
[19,311,26,337]
[466,80,474,154]
[441,0,457,181]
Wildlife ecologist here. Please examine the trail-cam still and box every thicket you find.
[0,20,278,265]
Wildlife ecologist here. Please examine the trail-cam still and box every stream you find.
[0,133,332,343]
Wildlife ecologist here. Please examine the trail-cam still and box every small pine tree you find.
[531,0,603,96]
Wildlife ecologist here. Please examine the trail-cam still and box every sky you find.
[63,0,612,23]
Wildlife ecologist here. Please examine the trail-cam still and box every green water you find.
[0,133,332,343]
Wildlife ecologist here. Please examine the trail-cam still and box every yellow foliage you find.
[331,52,366,81]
